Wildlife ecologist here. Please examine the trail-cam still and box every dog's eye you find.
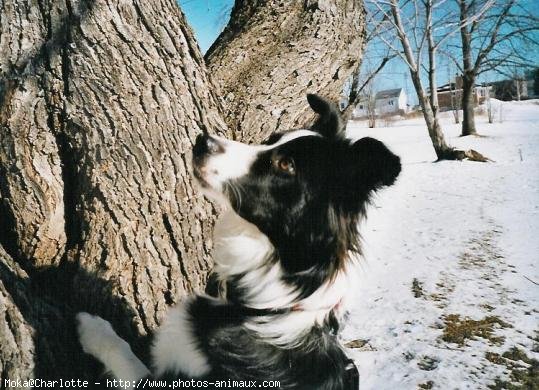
[273,156,295,175]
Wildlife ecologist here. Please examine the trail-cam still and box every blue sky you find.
[179,0,537,104]
[178,0,233,53]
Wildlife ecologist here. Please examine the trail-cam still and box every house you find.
[434,76,490,111]
[352,88,407,118]
[374,88,407,115]
[351,95,372,118]
[339,97,349,111]
[490,78,528,101]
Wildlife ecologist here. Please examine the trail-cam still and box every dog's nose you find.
[193,134,223,158]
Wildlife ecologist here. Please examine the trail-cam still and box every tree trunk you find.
[0,244,35,383]
[450,85,460,124]
[413,74,487,161]
[1,0,226,379]
[409,72,453,159]
[426,0,438,120]
[0,0,367,382]
[458,1,477,136]
[0,243,79,383]
[206,0,366,142]
[387,0,487,162]
[461,74,477,136]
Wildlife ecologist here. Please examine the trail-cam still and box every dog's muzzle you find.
[192,134,224,186]
[193,134,224,160]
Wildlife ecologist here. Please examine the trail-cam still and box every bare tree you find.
[0,0,365,381]
[342,54,397,120]
[344,52,396,128]
[350,79,378,128]
[454,0,539,135]
[366,87,378,128]
[340,18,399,121]
[447,67,461,124]
[368,0,488,161]
[486,88,496,123]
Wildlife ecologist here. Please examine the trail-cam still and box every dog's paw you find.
[76,312,124,360]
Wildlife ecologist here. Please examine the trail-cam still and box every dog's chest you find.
[212,211,273,275]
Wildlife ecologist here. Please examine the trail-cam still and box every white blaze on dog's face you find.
[192,129,318,206]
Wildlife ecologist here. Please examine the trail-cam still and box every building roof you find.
[489,78,526,86]
[436,83,455,92]
[375,88,402,99]
[435,83,487,93]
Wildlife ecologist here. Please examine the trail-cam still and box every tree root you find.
[439,148,492,162]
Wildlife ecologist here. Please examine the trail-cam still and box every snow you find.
[342,100,539,389]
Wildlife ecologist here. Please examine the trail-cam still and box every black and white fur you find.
[77,94,401,389]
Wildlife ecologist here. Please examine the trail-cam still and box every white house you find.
[374,88,407,115]
[351,96,371,118]
[352,88,407,118]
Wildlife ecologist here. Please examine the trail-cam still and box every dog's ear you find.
[307,94,342,138]
[348,137,401,192]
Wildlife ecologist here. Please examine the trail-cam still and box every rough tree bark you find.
[0,245,36,382]
[461,73,477,135]
[0,0,226,380]
[0,0,366,383]
[458,0,477,136]
[206,0,366,142]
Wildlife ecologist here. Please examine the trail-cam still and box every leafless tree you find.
[367,90,378,128]
[499,65,530,101]
[452,0,539,135]
[368,0,488,161]
[447,67,461,124]
[487,89,496,123]
[358,79,378,128]
[341,49,397,121]
[346,53,396,128]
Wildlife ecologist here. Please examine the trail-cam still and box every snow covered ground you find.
[342,100,539,389]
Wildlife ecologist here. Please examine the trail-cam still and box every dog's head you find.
[193,94,400,290]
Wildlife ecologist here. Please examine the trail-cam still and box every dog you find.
[77,94,401,389]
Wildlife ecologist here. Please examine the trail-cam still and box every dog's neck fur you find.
[212,209,355,346]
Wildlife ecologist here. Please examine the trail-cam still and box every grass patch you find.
[426,274,455,308]
[412,278,424,298]
[486,347,539,389]
[441,314,512,346]
[403,351,415,362]
[418,381,434,389]
[485,352,505,365]
[531,331,539,353]
[417,356,439,371]
[458,230,504,271]
[344,339,372,351]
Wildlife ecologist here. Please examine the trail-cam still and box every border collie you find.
[77,94,401,389]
